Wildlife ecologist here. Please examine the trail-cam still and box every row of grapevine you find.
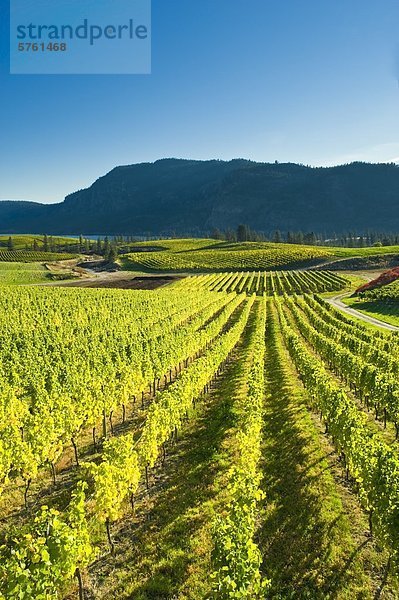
[88,296,254,529]
[0,297,255,598]
[175,270,348,295]
[359,279,399,302]
[311,294,393,344]
[0,288,239,501]
[212,297,268,598]
[296,295,399,373]
[0,250,75,262]
[283,295,399,433]
[276,298,399,560]
[0,482,94,599]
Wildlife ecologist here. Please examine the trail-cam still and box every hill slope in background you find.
[1,159,399,235]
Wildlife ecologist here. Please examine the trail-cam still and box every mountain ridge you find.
[1,158,398,235]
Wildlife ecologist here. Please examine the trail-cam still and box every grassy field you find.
[343,295,399,327]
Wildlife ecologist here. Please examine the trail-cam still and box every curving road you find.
[326,293,399,332]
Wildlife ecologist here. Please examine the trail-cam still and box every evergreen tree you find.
[211,228,225,240]
[109,245,118,263]
[225,228,237,242]
[237,224,250,242]
[304,232,317,245]
[7,236,14,251]
[104,236,110,258]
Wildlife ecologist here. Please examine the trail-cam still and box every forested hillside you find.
[1,159,399,235]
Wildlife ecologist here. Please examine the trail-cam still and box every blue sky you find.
[1,0,399,203]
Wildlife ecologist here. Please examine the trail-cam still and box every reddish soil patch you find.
[355,267,399,294]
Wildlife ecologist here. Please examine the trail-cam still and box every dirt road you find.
[326,293,399,332]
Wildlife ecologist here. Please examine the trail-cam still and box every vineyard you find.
[0,261,79,285]
[123,238,399,273]
[0,250,75,262]
[341,289,399,330]
[0,235,78,251]
[360,279,399,302]
[0,262,51,285]
[1,272,399,598]
[124,242,332,272]
[175,270,348,295]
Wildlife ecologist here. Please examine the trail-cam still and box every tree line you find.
[3,228,399,255]
[210,225,399,247]
[1,235,143,262]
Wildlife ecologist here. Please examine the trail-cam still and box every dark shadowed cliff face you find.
[0,159,398,235]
